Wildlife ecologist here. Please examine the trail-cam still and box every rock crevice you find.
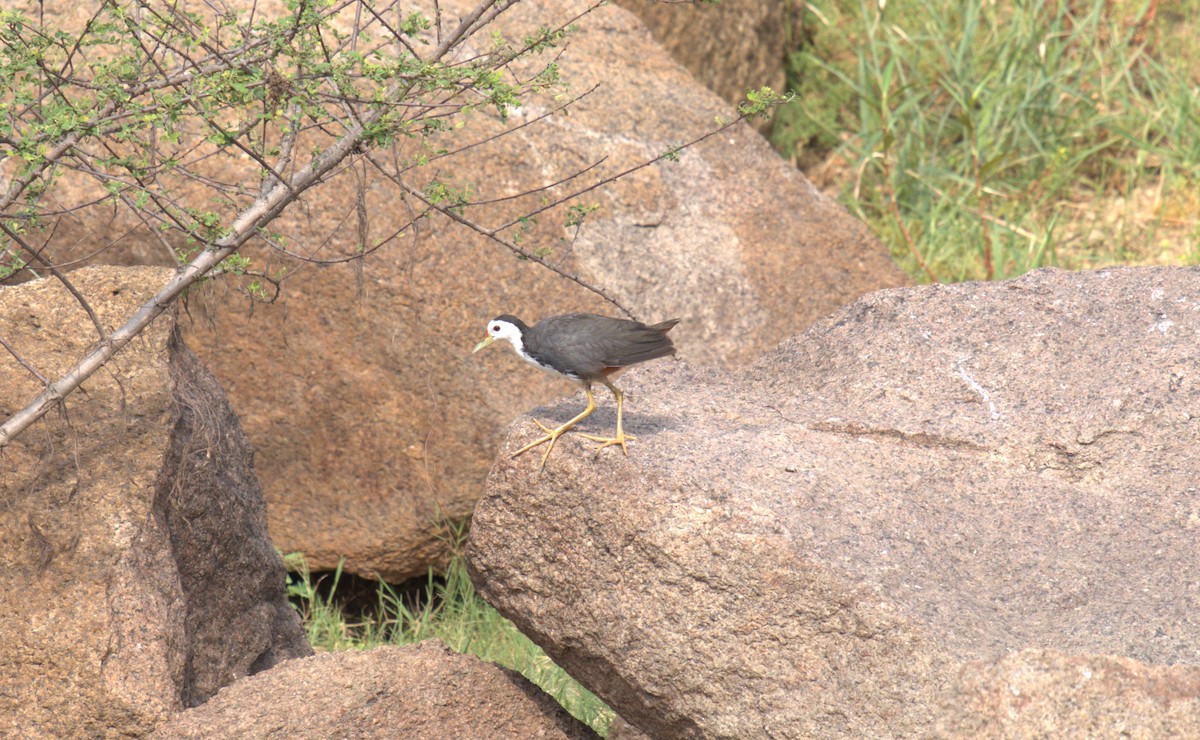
[0,267,310,737]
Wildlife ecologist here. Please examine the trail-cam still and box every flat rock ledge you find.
[468,266,1200,738]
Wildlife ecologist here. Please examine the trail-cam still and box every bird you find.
[473,312,680,469]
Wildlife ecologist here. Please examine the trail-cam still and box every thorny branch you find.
[0,0,784,449]
[492,109,761,233]
[365,104,768,322]
[2,0,523,446]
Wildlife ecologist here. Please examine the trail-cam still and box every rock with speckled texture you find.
[0,266,311,739]
[5,0,907,581]
[612,0,790,133]
[152,641,596,739]
[468,266,1200,737]
[938,649,1200,737]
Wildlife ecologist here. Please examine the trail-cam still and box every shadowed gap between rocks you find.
[158,330,312,708]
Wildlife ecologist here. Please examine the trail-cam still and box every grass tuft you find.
[283,536,615,736]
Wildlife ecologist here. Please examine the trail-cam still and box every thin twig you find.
[0,222,108,339]
[0,36,282,216]
[0,334,50,385]
[403,84,602,175]
[263,103,304,199]
[496,111,758,233]
[366,151,637,319]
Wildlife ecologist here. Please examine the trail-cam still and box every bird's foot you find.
[576,431,637,457]
[513,419,578,470]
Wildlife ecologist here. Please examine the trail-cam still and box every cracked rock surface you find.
[1,267,311,738]
[468,266,1200,738]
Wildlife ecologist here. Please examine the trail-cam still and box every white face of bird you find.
[472,318,523,354]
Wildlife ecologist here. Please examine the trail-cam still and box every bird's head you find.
[473,315,526,353]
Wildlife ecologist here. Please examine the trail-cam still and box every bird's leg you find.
[512,384,597,470]
[576,378,636,456]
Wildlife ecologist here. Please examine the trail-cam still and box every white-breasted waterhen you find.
[473,313,680,468]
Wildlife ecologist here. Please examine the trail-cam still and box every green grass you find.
[283,545,615,736]
[773,0,1200,282]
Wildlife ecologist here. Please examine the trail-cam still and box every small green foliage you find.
[399,12,432,37]
[530,62,562,94]
[564,203,599,228]
[284,530,615,735]
[186,209,230,242]
[218,252,252,275]
[0,248,27,280]
[423,180,472,215]
[512,214,538,245]
[737,86,792,121]
[522,25,574,54]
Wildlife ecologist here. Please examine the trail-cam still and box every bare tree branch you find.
[0,0,785,450]
[494,111,757,233]
[0,0,537,446]
[366,151,638,320]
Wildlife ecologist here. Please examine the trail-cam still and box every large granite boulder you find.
[5,0,907,581]
[468,266,1200,737]
[938,649,1200,737]
[0,267,311,738]
[613,0,791,131]
[152,640,596,739]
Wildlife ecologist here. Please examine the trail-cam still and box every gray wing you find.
[531,314,677,378]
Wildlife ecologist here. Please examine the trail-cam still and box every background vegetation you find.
[285,543,617,735]
[773,0,1200,282]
